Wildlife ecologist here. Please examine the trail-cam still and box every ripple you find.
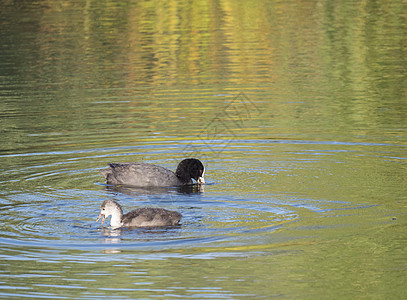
[0,184,299,254]
[0,137,399,257]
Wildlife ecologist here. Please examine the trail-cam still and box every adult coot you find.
[100,158,205,187]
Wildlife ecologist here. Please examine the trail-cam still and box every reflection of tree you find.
[3,0,406,87]
[1,0,406,154]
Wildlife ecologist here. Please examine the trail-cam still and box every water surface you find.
[1,0,406,298]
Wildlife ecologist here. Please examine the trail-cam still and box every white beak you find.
[198,168,205,184]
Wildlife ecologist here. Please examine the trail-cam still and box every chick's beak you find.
[96,213,106,225]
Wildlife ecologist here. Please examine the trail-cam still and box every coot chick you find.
[96,199,182,228]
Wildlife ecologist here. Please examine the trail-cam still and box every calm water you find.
[1,0,406,298]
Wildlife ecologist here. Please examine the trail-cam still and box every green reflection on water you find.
[0,0,406,299]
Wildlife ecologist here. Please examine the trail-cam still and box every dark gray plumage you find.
[96,199,182,228]
[100,158,205,187]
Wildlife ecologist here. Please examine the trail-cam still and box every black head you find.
[175,158,205,183]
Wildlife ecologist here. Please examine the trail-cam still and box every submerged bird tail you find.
[100,168,112,179]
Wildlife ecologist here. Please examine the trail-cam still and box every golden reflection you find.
[14,0,405,130]
[1,1,406,299]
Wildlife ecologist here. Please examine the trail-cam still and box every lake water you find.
[1,0,406,298]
